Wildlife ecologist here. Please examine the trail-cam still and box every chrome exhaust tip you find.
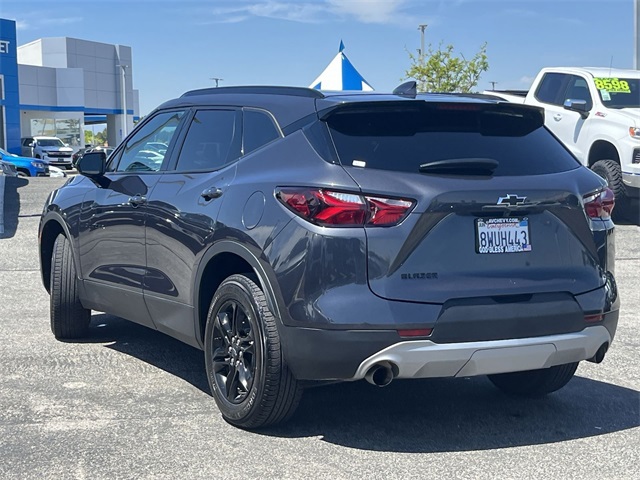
[364,362,396,387]
[587,342,609,364]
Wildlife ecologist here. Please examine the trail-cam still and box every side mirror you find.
[78,151,106,177]
[563,99,589,118]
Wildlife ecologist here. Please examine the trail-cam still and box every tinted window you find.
[113,111,184,173]
[326,104,580,176]
[175,109,241,172]
[563,75,593,110]
[534,73,569,105]
[243,109,280,155]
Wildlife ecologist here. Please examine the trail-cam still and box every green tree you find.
[94,128,108,146]
[405,42,489,93]
[84,130,93,145]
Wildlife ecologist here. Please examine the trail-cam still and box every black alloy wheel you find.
[211,299,257,404]
[204,274,302,429]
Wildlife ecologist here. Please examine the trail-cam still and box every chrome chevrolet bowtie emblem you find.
[497,194,527,206]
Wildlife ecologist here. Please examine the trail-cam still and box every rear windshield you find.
[325,104,581,176]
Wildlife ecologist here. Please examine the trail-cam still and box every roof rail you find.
[181,86,325,99]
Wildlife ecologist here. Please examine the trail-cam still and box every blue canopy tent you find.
[309,41,374,91]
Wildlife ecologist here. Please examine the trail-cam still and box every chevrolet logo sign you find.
[497,194,527,206]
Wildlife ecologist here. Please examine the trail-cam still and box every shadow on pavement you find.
[79,313,639,453]
[262,375,639,452]
[79,313,209,394]
[615,199,640,226]
[1,176,29,239]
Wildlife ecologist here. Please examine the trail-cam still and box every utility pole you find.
[210,77,223,88]
[418,24,427,64]
[489,81,498,91]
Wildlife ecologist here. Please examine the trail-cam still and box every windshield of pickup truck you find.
[37,138,66,147]
[594,77,640,108]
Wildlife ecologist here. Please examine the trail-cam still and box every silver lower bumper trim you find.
[352,326,611,380]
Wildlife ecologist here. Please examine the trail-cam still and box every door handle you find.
[128,194,147,207]
[553,113,563,121]
[201,187,223,201]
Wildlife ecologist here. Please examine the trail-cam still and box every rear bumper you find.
[352,325,611,381]
[280,308,618,381]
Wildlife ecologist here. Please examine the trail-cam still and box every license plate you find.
[476,217,531,254]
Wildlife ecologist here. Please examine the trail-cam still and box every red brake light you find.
[583,188,615,219]
[277,188,414,227]
[397,328,433,337]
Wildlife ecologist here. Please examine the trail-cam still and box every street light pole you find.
[117,64,128,140]
[418,24,427,64]
[210,77,223,87]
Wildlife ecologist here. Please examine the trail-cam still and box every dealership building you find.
[0,18,139,154]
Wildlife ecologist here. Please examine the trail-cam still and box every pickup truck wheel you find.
[591,159,628,219]
[50,234,91,339]
[204,274,302,429]
[488,362,578,397]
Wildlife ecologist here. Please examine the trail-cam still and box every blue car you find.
[0,147,49,177]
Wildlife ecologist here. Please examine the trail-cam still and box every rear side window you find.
[534,73,569,105]
[175,109,241,172]
[326,104,580,176]
[243,109,281,155]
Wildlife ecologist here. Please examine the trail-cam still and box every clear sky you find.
[1,0,635,115]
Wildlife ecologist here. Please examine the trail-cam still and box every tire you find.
[50,234,91,339]
[204,274,302,429]
[488,362,578,397]
[591,159,628,220]
[17,169,29,177]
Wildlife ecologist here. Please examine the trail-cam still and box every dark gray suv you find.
[39,85,619,429]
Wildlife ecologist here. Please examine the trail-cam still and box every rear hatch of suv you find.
[322,99,609,306]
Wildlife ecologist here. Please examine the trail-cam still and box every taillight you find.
[583,188,615,219]
[276,188,414,227]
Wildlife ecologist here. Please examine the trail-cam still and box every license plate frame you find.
[475,217,532,254]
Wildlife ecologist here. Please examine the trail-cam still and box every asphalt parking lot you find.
[0,177,638,480]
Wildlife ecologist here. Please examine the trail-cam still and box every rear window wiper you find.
[419,158,498,175]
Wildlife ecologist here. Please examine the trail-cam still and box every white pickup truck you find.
[485,67,640,215]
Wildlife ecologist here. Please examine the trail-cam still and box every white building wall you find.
[16,36,138,151]
[55,68,84,106]
[16,39,43,66]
